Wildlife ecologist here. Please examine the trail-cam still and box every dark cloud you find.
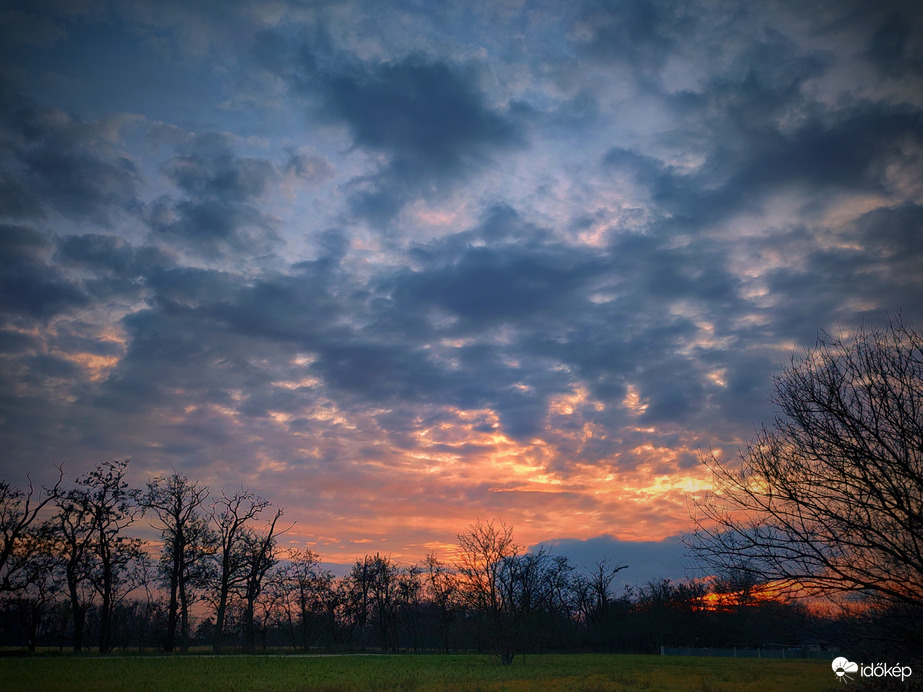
[0,224,88,320]
[725,105,923,197]
[0,88,142,226]
[98,303,254,413]
[0,328,38,354]
[0,5,67,48]
[55,233,173,301]
[396,245,603,325]
[320,56,519,169]
[574,0,698,79]
[2,0,923,558]
[297,50,525,222]
[864,6,923,77]
[57,233,169,274]
[145,266,242,308]
[163,144,277,200]
[284,148,334,183]
[853,203,923,262]
[604,101,923,232]
[0,173,45,219]
[0,223,48,259]
[310,340,447,403]
[23,353,81,382]
[148,132,282,256]
[150,197,276,253]
[537,534,690,587]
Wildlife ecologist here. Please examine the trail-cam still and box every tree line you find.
[0,466,811,659]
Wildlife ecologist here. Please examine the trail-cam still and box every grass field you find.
[0,653,837,692]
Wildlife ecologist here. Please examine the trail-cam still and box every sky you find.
[1,0,922,584]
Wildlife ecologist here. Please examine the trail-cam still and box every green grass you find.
[0,653,836,692]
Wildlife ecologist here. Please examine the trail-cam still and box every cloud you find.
[0,174,45,220]
[395,245,603,325]
[296,49,526,223]
[283,147,334,183]
[573,0,698,78]
[148,132,283,257]
[0,88,143,226]
[0,224,88,320]
[0,7,67,48]
[2,0,923,563]
[536,534,691,587]
[863,5,923,78]
[55,233,173,300]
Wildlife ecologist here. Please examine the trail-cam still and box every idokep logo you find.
[832,656,913,684]
[832,657,858,683]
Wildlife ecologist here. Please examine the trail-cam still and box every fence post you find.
[660,645,664,656]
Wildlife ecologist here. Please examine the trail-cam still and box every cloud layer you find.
[1,0,922,567]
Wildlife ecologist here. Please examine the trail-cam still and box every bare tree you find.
[208,489,279,653]
[277,548,324,651]
[689,318,923,614]
[573,558,628,632]
[344,554,376,651]
[176,513,216,650]
[395,564,424,652]
[126,550,165,652]
[74,460,142,653]
[143,472,210,652]
[456,519,520,664]
[240,506,287,652]
[424,553,458,654]
[55,486,96,651]
[367,554,400,652]
[3,521,63,651]
[0,464,63,592]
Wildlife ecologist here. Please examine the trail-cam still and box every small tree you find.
[689,318,923,620]
[207,489,279,652]
[424,553,458,654]
[76,460,142,654]
[143,472,211,652]
[55,487,96,652]
[573,558,628,649]
[0,465,63,592]
[239,506,286,652]
[276,548,324,651]
[344,555,376,651]
[3,522,63,650]
[395,564,425,652]
[456,519,520,664]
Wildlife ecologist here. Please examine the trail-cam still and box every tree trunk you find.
[27,601,39,653]
[99,561,113,654]
[179,580,190,652]
[165,561,179,652]
[67,579,85,652]
[213,590,228,654]
[243,595,256,653]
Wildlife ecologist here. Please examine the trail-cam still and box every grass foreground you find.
[0,652,837,692]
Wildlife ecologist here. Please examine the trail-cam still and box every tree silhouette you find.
[207,489,279,653]
[689,318,923,616]
[456,519,520,664]
[0,465,63,592]
[143,472,211,652]
[240,506,287,652]
[76,460,142,654]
